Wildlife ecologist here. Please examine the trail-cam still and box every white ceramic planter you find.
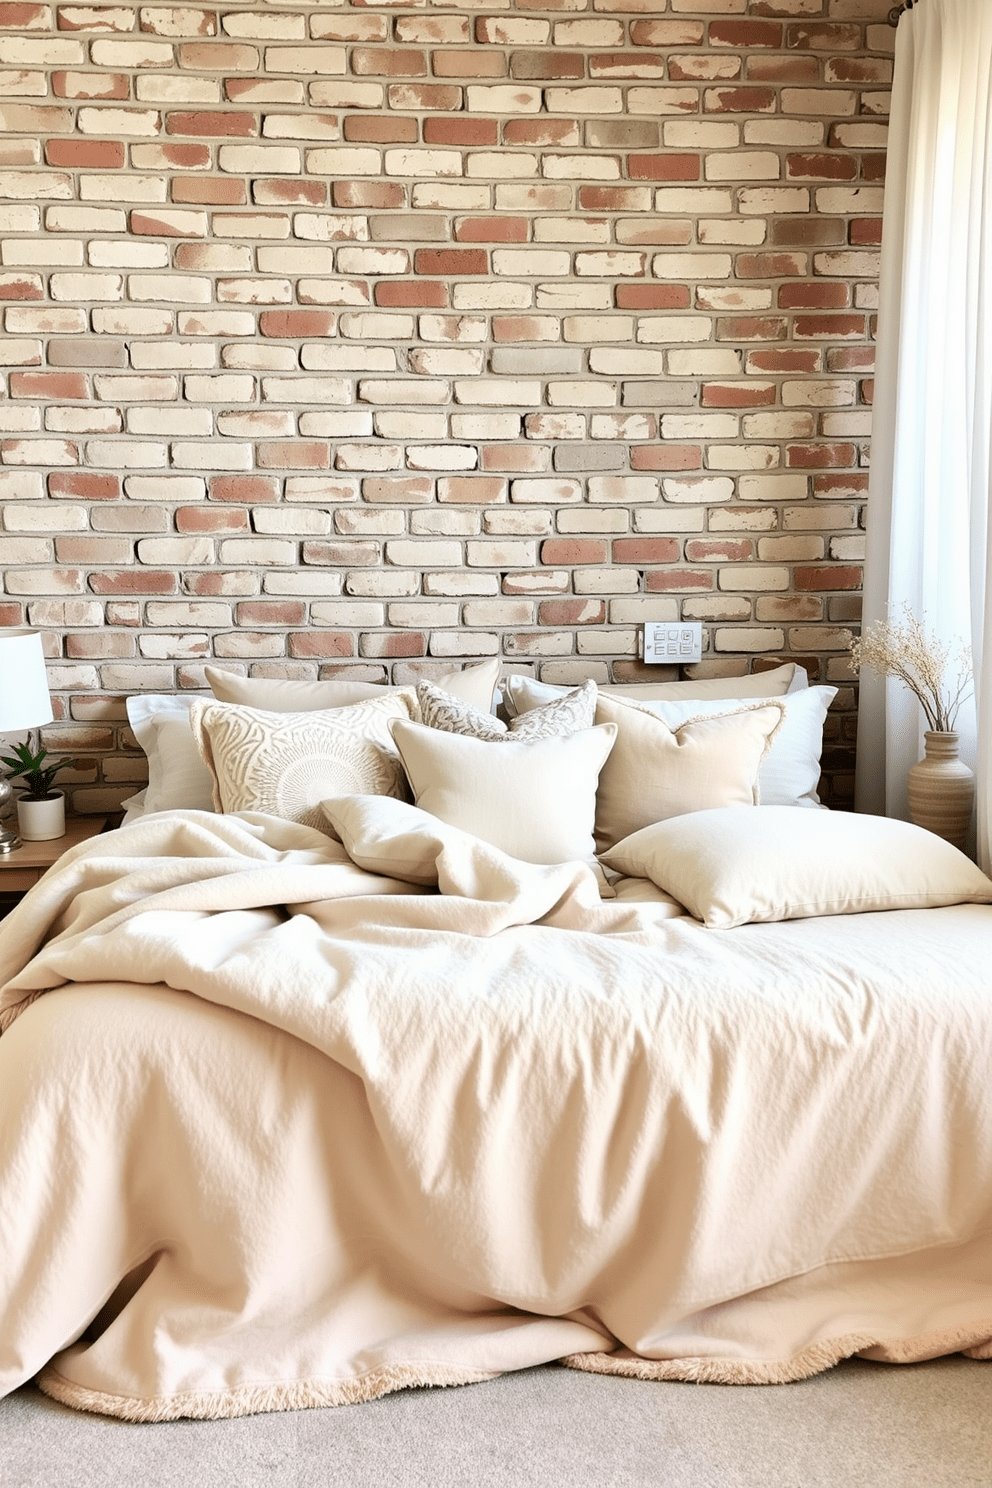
[17,792,66,842]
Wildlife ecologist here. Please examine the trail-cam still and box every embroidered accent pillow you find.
[416,679,597,742]
[188,692,416,832]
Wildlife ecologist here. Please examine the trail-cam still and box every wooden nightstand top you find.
[0,816,107,892]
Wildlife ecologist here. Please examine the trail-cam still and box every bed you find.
[2,660,992,1422]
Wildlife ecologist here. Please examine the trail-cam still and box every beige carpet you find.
[2,1356,991,1487]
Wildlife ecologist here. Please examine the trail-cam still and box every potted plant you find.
[0,741,77,841]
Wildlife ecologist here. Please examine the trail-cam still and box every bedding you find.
[2,800,992,1423]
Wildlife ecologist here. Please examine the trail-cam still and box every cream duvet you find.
[1,802,991,1420]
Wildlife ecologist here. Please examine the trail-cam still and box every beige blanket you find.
[1,802,991,1420]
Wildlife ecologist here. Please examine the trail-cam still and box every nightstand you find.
[0,816,107,916]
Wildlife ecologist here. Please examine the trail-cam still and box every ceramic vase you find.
[17,791,65,842]
[906,731,975,851]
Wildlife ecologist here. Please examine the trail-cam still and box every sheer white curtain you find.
[858,0,992,867]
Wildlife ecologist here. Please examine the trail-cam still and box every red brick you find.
[795,565,862,591]
[786,444,857,468]
[386,84,461,111]
[511,51,584,80]
[814,473,868,496]
[236,600,306,625]
[375,280,448,308]
[747,349,822,373]
[628,154,700,181]
[715,316,789,341]
[255,178,327,206]
[702,383,776,408]
[616,284,691,310]
[361,632,426,659]
[173,177,247,206]
[505,119,579,147]
[541,539,607,565]
[45,139,125,169]
[612,538,680,564]
[53,70,128,100]
[344,116,419,143]
[166,111,257,138]
[860,154,886,183]
[737,253,807,278]
[685,539,752,562]
[771,218,846,247]
[579,186,654,212]
[289,631,354,658]
[793,313,866,339]
[89,572,178,595]
[259,309,338,338]
[49,472,120,500]
[152,142,211,169]
[0,3,47,25]
[828,58,893,84]
[0,603,24,626]
[779,282,849,309]
[746,56,819,83]
[630,445,701,471]
[334,181,406,210]
[176,507,249,534]
[0,276,42,301]
[850,218,883,246]
[455,216,528,243]
[424,116,498,146]
[11,371,87,399]
[705,87,776,113]
[210,475,281,504]
[787,153,857,181]
[710,20,782,47]
[257,442,331,470]
[826,347,875,372]
[414,248,488,276]
[353,47,427,77]
[132,212,205,239]
[787,23,861,50]
[646,569,713,592]
[538,599,606,626]
[435,51,507,79]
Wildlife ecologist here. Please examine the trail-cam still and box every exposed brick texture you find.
[0,0,886,812]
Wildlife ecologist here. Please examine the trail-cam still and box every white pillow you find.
[601,806,992,928]
[389,717,617,865]
[189,693,416,832]
[504,662,806,717]
[634,686,835,808]
[205,657,500,714]
[125,693,216,815]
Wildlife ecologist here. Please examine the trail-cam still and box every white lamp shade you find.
[0,629,54,733]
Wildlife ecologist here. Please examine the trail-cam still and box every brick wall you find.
[0,0,890,813]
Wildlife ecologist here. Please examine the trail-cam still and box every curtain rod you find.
[888,0,921,25]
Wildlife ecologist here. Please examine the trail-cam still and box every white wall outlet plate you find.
[642,621,703,665]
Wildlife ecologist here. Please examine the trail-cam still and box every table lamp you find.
[0,629,54,855]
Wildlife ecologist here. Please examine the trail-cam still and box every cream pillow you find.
[504,662,805,717]
[601,806,992,928]
[205,657,500,714]
[593,694,784,851]
[417,679,597,742]
[188,692,415,832]
[389,718,617,864]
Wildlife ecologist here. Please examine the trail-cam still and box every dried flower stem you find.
[849,604,973,733]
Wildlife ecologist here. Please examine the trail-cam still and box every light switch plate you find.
[642,622,702,665]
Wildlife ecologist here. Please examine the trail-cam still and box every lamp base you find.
[0,825,22,854]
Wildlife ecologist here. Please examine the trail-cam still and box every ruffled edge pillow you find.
[601,806,992,928]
